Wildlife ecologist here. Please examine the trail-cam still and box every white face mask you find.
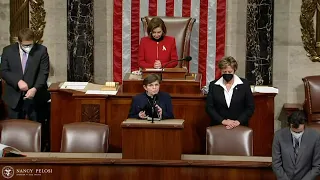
[20,43,33,54]
[21,46,32,53]
[291,130,304,139]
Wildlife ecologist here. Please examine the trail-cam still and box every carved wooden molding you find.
[10,0,46,44]
[300,0,320,62]
[30,0,46,44]
[81,104,100,123]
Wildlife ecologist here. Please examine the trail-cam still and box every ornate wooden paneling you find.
[81,104,100,123]
[300,0,320,61]
[9,0,46,44]
[10,0,29,43]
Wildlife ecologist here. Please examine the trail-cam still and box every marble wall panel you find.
[246,0,274,85]
[67,0,94,82]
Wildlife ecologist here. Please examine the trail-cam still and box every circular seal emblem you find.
[2,166,14,179]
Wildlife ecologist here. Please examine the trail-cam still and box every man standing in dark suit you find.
[272,111,320,180]
[0,28,50,121]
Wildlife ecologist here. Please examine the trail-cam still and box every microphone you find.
[160,56,192,80]
[152,93,158,103]
[151,94,158,123]
[162,56,192,69]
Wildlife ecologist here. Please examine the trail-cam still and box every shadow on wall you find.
[0,2,9,21]
[279,108,289,129]
[295,83,305,104]
[49,61,54,76]
[279,83,305,129]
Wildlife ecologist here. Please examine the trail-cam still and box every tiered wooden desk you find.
[0,153,276,180]
[122,73,202,94]
[49,73,276,156]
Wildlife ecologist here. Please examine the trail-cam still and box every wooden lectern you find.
[121,119,184,160]
[142,68,188,80]
[122,73,202,94]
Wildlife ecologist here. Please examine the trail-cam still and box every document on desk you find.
[251,86,279,93]
[0,143,25,157]
[144,68,162,71]
[85,90,118,95]
[60,82,88,90]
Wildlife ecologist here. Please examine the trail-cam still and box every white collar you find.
[19,44,23,53]
[215,74,243,88]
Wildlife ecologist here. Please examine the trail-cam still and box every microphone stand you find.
[151,96,156,123]
[162,59,185,69]
[151,106,155,123]
[160,59,187,80]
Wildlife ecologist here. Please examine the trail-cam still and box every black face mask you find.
[222,74,234,82]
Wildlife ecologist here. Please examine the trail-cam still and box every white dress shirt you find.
[19,46,29,63]
[214,74,243,108]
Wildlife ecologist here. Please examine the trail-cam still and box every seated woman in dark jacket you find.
[128,74,174,120]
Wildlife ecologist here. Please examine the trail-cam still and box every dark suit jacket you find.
[205,77,255,126]
[0,43,50,109]
[128,91,174,119]
[272,127,320,180]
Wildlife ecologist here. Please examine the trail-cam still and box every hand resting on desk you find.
[131,70,142,75]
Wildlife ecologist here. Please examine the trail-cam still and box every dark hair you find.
[18,28,35,42]
[288,110,307,128]
[143,74,161,86]
[147,17,167,37]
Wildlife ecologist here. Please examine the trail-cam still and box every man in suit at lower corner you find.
[0,28,50,121]
[272,110,320,180]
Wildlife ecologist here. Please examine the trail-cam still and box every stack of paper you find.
[85,90,118,95]
[251,86,279,93]
[60,82,88,90]
[144,68,162,71]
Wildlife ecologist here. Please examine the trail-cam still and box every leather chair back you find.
[206,125,253,156]
[141,16,195,67]
[0,119,41,152]
[302,76,320,123]
[60,122,109,153]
